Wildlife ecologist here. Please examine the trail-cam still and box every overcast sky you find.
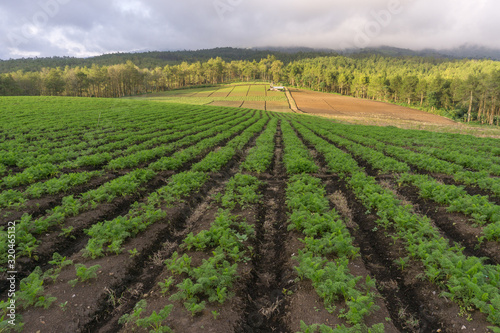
[0,0,498,60]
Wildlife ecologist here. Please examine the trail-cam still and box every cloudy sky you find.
[0,0,498,60]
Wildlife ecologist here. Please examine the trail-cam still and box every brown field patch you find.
[242,101,265,109]
[290,89,456,125]
[266,101,291,112]
[209,100,243,107]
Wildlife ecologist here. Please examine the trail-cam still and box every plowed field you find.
[1,97,500,333]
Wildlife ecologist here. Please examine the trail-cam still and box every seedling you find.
[59,301,68,312]
[394,257,409,271]
[69,263,101,287]
[184,299,206,316]
[120,300,174,332]
[59,226,75,239]
[128,248,139,257]
[158,277,175,295]
[16,267,57,310]
[211,310,220,320]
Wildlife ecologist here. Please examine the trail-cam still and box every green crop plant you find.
[165,252,192,275]
[212,310,220,320]
[281,120,319,174]
[298,321,385,333]
[295,117,500,326]
[286,173,379,324]
[16,267,57,310]
[120,299,174,332]
[241,118,277,173]
[128,248,139,257]
[182,209,254,256]
[0,300,24,332]
[68,264,102,287]
[159,277,175,295]
[0,189,26,209]
[83,171,208,258]
[1,163,60,189]
[220,174,263,209]
[183,299,206,316]
[43,252,74,282]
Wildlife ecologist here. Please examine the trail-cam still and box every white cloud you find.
[0,0,499,59]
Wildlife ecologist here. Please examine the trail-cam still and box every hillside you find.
[0,47,336,74]
[1,97,500,332]
[2,45,500,74]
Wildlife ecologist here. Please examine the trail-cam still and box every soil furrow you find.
[237,180,291,333]
[81,114,268,332]
[323,175,439,332]
[395,183,500,265]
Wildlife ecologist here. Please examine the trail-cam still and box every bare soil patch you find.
[266,101,291,113]
[241,101,265,110]
[290,89,457,125]
[210,101,243,108]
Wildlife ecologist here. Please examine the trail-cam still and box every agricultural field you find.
[130,83,291,112]
[289,89,457,125]
[1,96,500,332]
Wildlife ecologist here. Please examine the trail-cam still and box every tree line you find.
[0,47,333,74]
[1,54,499,124]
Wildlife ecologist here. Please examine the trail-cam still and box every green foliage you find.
[165,252,192,275]
[17,267,56,310]
[68,264,101,287]
[83,171,208,258]
[211,310,220,320]
[220,174,263,209]
[150,114,256,171]
[0,300,24,332]
[241,118,278,173]
[1,163,60,188]
[0,189,26,209]
[286,174,378,325]
[299,321,385,333]
[43,252,74,282]
[297,117,500,326]
[281,120,319,174]
[119,299,174,332]
[192,117,268,172]
[158,277,175,295]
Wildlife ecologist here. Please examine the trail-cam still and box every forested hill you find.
[2,46,500,74]
[0,47,337,73]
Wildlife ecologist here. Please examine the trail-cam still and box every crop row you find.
[191,115,269,172]
[398,173,500,242]
[1,104,234,170]
[0,102,174,152]
[0,107,230,176]
[150,112,261,171]
[9,107,225,168]
[0,110,270,332]
[0,169,156,266]
[280,119,386,331]
[286,174,384,332]
[106,110,247,170]
[0,110,246,191]
[295,118,500,244]
[83,115,267,258]
[350,122,500,158]
[241,118,278,173]
[83,171,208,258]
[294,117,500,326]
[325,125,500,197]
[280,120,318,174]
[0,170,103,210]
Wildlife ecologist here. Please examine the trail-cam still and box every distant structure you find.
[269,83,285,91]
